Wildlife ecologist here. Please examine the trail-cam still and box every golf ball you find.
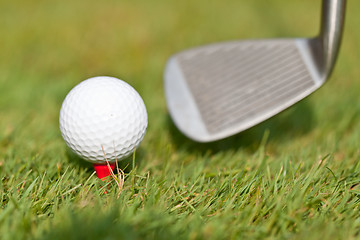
[59,76,148,163]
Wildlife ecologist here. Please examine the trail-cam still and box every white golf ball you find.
[59,76,148,163]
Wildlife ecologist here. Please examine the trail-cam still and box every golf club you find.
[164,0,346,142]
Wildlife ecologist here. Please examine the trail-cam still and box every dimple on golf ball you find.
[59,76,148,163]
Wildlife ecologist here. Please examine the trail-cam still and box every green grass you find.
[1,0,360,239]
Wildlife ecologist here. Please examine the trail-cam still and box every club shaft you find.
[319,0,346,78]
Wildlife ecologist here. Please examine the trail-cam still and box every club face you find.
[164,39,324,142]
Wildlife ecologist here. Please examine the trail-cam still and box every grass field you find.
[1,0,360,239]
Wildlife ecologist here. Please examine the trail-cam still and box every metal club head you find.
[164,0,346,142]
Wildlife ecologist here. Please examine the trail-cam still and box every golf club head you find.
[164,0,346,142]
